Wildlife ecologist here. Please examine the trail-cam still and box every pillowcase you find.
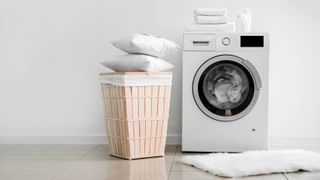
[101,54,174,72]
[111,34,180,58]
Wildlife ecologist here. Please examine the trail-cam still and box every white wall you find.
[1,0,320,144]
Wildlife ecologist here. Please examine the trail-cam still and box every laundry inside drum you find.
[203,63,250,116]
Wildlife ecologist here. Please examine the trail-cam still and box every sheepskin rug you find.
[180,150,320,178]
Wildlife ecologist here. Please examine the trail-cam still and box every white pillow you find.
[111,34,180,58]
[101,54,174,72]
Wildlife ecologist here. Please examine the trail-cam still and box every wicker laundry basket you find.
[100,72,172,160]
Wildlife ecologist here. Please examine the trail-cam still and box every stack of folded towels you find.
[185,8,235,32]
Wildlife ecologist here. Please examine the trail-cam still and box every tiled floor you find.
[0,145,319,180]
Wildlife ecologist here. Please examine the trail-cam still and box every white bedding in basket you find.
[180,150,320,178]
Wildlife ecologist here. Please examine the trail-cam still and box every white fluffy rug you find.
[180,150,320,178]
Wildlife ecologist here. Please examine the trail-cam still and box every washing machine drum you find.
[193,55,262,122]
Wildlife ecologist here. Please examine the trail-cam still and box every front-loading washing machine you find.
[182,32,269,152]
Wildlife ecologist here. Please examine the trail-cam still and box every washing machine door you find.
[193,54,262,122]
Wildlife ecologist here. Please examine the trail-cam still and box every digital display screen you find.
[241,36,264,47]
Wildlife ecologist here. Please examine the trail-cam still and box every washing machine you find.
[182,32,269,152]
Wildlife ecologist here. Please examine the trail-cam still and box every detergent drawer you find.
[183,33,216,51]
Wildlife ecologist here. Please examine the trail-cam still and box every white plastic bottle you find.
[244,8,252,32]
[236,8,252,32]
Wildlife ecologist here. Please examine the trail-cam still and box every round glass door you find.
[193,55,261,122]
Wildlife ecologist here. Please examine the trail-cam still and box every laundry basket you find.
[100,72,172,159]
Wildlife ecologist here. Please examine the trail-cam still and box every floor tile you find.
[0,156,82,172]
[68,154,174,173]
[65,154,174,179]
[85,144,111,156]
[87,144,177,156]
[165,145,178,154]
[54,171,114,180]
[0,144,20,154]
[284,172,320,180]
[1,145,303,180]
[54,170,168,180]
[0,171,58,180]
[169,171,287,180]
[4,144,98,156]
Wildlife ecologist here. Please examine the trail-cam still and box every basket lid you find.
[99,72,172,86]
[99,72,172,76]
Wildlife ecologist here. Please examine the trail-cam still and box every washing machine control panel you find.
[183,33,269,52]
[216,33,268,51]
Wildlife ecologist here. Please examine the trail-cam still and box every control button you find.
[222,37,231,46]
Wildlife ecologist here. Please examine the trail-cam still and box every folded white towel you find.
[194,8,227,16]
[194,15,229,24]
[185,23,235,33]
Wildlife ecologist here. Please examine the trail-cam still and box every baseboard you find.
[269,136,320,148]
[1,134,319,148]
[0,134,107,144]
[166,134,182,145]
[0,134,182,145]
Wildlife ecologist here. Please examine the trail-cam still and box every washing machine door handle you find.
[242,60,262,90]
